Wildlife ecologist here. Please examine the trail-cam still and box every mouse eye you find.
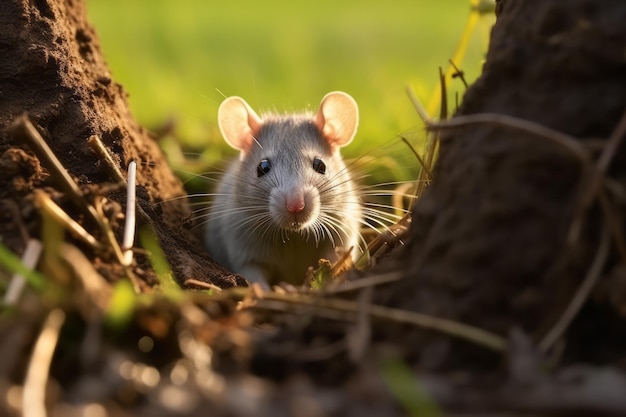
[257,159,272,177]
[312,157,326,175]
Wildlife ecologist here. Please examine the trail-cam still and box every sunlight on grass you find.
[381,357,442,417]
[138,226,182,297]
[105,278,136,328]
[87,0,490,169]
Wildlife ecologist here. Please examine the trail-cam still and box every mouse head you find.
[217,91,359,160]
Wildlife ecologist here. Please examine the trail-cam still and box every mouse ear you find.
[218,96,263,158]
[314,91,359,150]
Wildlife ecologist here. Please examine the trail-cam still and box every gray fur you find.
[205,112,362,287]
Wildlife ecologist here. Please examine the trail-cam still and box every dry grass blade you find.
[406,85,432,124]
[322,271,404,295]
[213,287,506,351]
[426,1,481,116]
[406,84,441,199]
[33,190,102,250]
[254,292,507,352]
[539,224,611,353]
[426,113,592,166]
[10,116,143,292]
[599,190,626,263]
[448,59,469,89]
[365,214,411,261]
[182,278,223,292]
[596,110,626,175]
[91,198,144,293]
[59,243,112,312]
[87,135,127,183]
[331,246,355,276]
[438,67,448,120]
[401,137,433,180]
[568,110,626,245]
[11,116,102,227]
[22,309,66,417]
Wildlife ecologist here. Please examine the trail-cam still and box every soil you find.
[1,0,626,415]
[0,0,246,289]
[376,0,626,371]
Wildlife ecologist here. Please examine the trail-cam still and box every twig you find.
[182,279,223,292]
[448,59,469,89]
[568,110,626,244]
[331,245,355,276]
[90,134,161,268]
[33,190,102,250]
[426,113,592,166]
[59,243,112,312]
[254,292,507,352]
[91,198,143,293]
[597,110,626,175]
[598,189,626,263]
[88,139,149,290]
[11,117,147,293]
[539,224,611,353]
[400,136,433,180]
[322,271,404,295]
[122,161,137,266]
[22,308,66,417]
[364,216,411,263]
[10,115,102,226]
[88,134,151,226]
[215,287,506,351]
[3,239,43,305]
[87,135,127,183]
[406,85,440,200]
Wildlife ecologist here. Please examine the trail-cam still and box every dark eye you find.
[312,157,326,175]
[257,159,272,177]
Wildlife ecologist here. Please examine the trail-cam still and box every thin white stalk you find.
[122,160,137,266]
[3,239,43,305]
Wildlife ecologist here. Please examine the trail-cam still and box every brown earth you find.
[0,0,246,289]
[379,0,626,368]
[1,0,626,415]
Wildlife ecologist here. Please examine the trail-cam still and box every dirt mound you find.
[0,0,245,288]
[1,0,625,415]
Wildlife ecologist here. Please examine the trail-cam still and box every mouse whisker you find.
[361,212,404,229]
[319,223,336,247]
[363,203,409,215]
[321,212,357,244]
[358,192,417,200]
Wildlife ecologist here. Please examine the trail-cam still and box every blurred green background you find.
[87,0,493,181]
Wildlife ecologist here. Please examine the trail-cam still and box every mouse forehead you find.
[255,117,333,157]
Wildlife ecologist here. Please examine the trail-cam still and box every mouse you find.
[204,91,363,288]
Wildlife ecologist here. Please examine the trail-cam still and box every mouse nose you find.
[286,196,305,213]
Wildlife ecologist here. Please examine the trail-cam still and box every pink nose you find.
[286,198,305,213]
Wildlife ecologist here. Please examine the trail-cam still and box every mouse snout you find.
[286,193,305,213]
[269,185,320,231]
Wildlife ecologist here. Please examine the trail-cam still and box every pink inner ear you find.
[217,96,263,157]
[314,92,359,150]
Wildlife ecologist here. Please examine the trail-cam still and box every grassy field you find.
[87,0,492,177]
